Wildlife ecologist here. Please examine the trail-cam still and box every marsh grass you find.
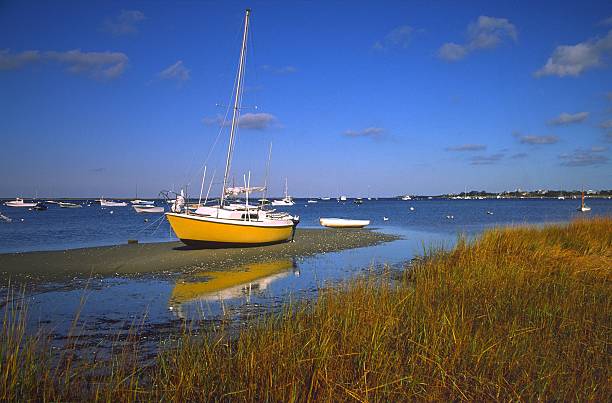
[1,217,610,401]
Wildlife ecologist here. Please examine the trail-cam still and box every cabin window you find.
[241,213,259,220]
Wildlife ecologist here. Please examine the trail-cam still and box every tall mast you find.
[285,177,288,199]
[220,9,251,206]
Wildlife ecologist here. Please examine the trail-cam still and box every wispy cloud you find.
[0,49,40,70]
[559,147,609,166]
[438,16,517,61]
[46,50,128,79]
[373,25,414,51]
[343,127,385,139]
[237,113,277,130]
[158,60,190,81]
[88,167,106,173]
[600,120,612,142]
[261,65,297,74]
[445,143,487,152]
[510,152,528,159]
[599,16,612,26]
[548,111,589,126]
[535,29,612,77]
[600,119,612,129]
[203,113,278,130]
[102,10,146,36]
[470,153,504,165]
[514,132,559,145]
[0,49,128,79]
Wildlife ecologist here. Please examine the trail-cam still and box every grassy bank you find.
[2,217,611,401]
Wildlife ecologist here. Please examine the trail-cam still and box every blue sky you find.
[1,0,611,198]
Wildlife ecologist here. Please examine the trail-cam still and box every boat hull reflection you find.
[169,259,299,318]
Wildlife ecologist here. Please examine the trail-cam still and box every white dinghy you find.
[319,218,370,228]
[100,199,128,207]
[133,204,164,213]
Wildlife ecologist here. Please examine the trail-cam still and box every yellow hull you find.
[166,213,294,247]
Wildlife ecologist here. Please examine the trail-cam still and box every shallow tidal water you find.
[1,198,610,348]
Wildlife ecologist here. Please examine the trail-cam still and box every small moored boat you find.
[319,218,370,228]
[100,199,128,207]
[576,190,591,212]
[4,198,38,208]
[133,204,164,213]
[131,199,154,205]
[59,202,82,208]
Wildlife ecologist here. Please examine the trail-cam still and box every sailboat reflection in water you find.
[169,259,299,319]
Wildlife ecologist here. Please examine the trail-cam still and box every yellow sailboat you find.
[166,9,299,247]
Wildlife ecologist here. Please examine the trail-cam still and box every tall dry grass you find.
[1,217,610,401]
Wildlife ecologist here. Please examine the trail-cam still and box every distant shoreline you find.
[0,228,400,281]
[1,194,611,202]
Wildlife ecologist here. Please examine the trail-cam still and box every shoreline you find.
[0,228,400,280]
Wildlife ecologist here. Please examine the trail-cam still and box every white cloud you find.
[102,10,146,36]
[373,25,414,51]
[600,119,612,129]
[535,30,612,77]
[0,48,128,79]
[548,111,589,126]
[158,60,190,81]
[514,133,559,145]
[600,16,612,26]
[202,113,278,131]
[343,127,385,138]
[438,16,517,61]
[438,43,467,61]
[559,148,609,166]
[470,153,504,165]
[46,50,128,79]
[261,65,297,74]
[445,144,487,151]
[238,113,277,130]
[0,49,40,70]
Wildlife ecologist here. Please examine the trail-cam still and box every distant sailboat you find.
[271,178,295,206]
[576,190,591,212]
[131,185,154,205]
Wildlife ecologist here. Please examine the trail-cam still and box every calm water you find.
[1,198,610,346]
[1,198,610,253]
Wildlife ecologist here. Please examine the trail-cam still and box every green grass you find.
[1,217,611,401]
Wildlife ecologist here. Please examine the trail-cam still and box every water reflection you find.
[169,259,300,319]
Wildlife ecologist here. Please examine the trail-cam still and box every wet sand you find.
[0,229,399,280]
